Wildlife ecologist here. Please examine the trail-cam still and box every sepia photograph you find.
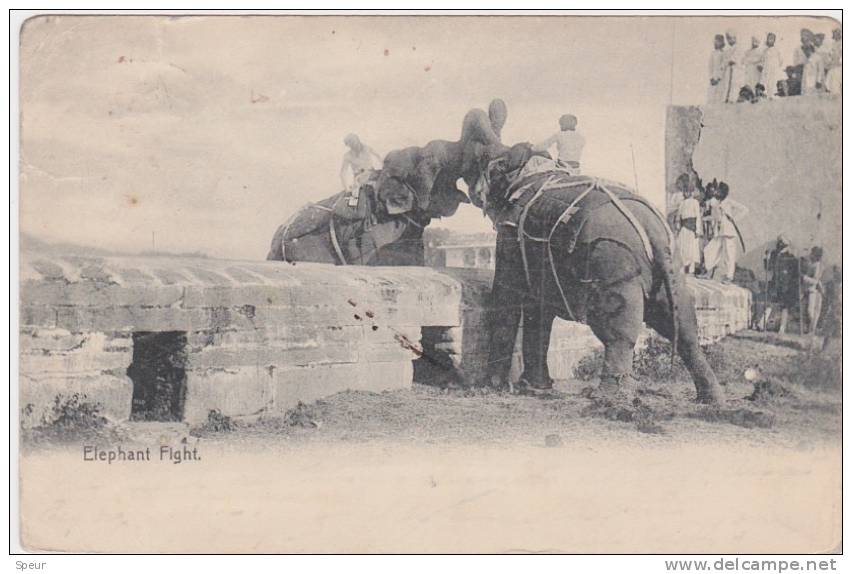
[12,10,843,556]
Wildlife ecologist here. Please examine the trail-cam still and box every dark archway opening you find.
[413,326,464,388]
[128,331,188,421]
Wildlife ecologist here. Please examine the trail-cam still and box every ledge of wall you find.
[20,255,462,425]
[19,253,751,426]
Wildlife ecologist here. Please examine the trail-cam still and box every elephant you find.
[467,143,724,404]
[266,174,442,266]
[267,99,508,266]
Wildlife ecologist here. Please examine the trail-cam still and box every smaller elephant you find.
[469,143,724,404]
[266,181,429,266]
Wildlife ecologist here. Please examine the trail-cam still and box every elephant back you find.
[511,173,672,288]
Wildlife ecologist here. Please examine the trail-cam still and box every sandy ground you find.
[19,333,842,553]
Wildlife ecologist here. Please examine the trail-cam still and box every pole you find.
[762,249,771,333]
[797,256,804,337]
[668,19,676,105]
[630,143,639,193]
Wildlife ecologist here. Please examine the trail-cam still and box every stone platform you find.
[19,254,750,426]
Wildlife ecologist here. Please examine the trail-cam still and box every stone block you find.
[186,341,359,369]
[182,366,274,424]
[19,372,133,428]
[19,332,132,376]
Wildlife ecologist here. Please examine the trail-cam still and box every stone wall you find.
[19,253,750,427]
[666,97,841,269]
[421,268,750,384]
[20,254,461,425]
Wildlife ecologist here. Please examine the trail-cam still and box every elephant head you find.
[467,142,547,215]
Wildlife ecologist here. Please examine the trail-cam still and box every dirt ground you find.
[18,332,842,553]
[187,332,842,449]
[22,331,841,450]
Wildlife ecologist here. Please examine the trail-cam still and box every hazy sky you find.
[19,14,838,259]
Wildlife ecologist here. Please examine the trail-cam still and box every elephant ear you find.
[380,178,416,215]
[410,152,444,211]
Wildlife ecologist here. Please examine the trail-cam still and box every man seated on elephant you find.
[340,133,383,205]
[532,114,585,174]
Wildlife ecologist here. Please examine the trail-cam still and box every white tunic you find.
[535,130,586,164]
[721,44,745,102]
[743,47,765,88]
[707,50,726,103]
[794,46,818,94]
[826,40,842,94]
[676,197,702,267]
[760,46,784,96]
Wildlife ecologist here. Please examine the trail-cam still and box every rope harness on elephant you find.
[514,177,656,319]
[276,202,333,262]
[507,171,680,367]
[328,195,349,265]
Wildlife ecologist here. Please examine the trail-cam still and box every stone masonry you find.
[19,253,750,426]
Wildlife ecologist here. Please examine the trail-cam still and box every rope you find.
[543,182,597,320]
[328,196,348,265]
[517,175,561,287]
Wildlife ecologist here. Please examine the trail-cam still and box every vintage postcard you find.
[14,12,841,555]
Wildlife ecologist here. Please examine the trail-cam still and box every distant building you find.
[433,243,496,270]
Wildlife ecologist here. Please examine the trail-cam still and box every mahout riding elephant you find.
[467,143,723,404]
[267,99,508,266]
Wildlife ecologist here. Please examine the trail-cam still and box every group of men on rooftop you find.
[708,27,842,104]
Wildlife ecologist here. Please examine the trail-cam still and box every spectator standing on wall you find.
[813,33,829,91]
[707,34,727,104]
[761,32,784,98]
[743,36,765,93]
[825,28,842,95]
[793,28,818,95]
[722,30,745,103]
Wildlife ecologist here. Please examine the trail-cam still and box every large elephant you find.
[468,143,723,404]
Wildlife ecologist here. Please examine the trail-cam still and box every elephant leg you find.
[645,284,723,404]
[588,279,645,390]
[484,227,526,388]
[520,298,556,390]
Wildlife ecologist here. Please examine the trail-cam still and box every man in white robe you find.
[707,34,727,104]
[675,180,703,274]
[814,33,829,90]
[722,30,744,103]
[703,182,749,283]
[743,36,765,91]
[826,28,842,94]
[794,28,818,95]
[760,33,784,98]
[340,133,383,205]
